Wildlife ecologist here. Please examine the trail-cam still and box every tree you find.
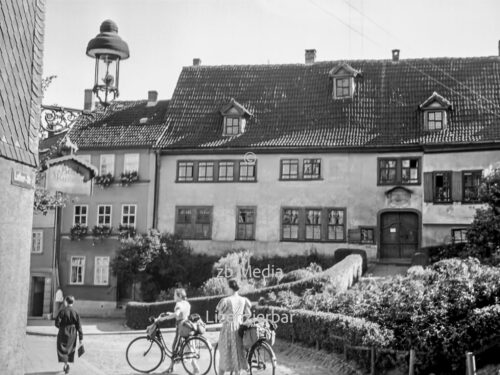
[110,230,216,301]
[466,168,500,261]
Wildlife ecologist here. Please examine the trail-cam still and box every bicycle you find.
[213,328,277,375]
[126,316,213,375]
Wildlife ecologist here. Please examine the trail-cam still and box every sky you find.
[43,0,500,109]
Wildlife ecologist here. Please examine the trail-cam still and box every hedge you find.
[334,248,368,273]
[253,305,394,370]
[126,294,225,329]
[126,254,364,329]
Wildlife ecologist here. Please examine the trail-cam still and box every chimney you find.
[148,90,158,103]
[193,58,201,66]
[84,89,94,111]
[392,49,400,62]
[305,49,316,64]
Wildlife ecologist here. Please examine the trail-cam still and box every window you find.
[124,153,139,173]
[100,154,115,175]
[70,256,85,285]
[280,159,299,180]
[282,207,346,242]
[198,162,214,182]
[360,227,375,244]
[427,111,444,130]
[434,172,452,203]
[282,209,299,240]
[236,207,256,240]
[121,204,136,227]
[378,157,420,185]
[175,206,212,239]
[451,228,468,243]
[379,159,397,184]
[401,159,420,184]
[218,162,235,181]
[74,205,88,225]
[335,78,351,98]
[32,231,43,253]
[97,205,112,225]
[463,171,482,203]
[303,159,321,179]
[305,209,322,240]
[239,162,256,182]
[94,256,110,285]
[223,117,241,136]
[327,209,345,241]
[177,161,194,182]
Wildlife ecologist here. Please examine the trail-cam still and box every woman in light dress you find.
[216,278,252,375]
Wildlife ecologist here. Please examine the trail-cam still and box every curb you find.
[26,324,221,337]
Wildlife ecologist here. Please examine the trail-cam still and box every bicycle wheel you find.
[213,343,219,375]
[181,336,213,375]
[126,336,164,373]
[248,341,276,375]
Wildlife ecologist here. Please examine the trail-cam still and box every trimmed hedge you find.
[254,305,394,370]
[334,248,368,273]
[251,252,337,275]
[126,255,364,329]
[126,294,224,329]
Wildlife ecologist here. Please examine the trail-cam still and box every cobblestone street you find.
[25,331,339,375]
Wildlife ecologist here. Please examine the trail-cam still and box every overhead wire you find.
[307,0,500,120]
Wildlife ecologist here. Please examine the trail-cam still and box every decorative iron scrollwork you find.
[40,105,83,136]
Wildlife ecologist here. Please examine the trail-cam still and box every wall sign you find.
[11,168,34,189]
[46,164,92,195]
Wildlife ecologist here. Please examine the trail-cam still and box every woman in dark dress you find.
[55,295,83,374]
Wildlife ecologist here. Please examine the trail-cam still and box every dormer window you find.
[419,92,452,131]
[220,98,252,136]
[223,117,241,135]
[329,62,361,99]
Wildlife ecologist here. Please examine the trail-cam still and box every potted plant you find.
[94,173,114,188]
[92,224,113,238]
[70,224,88,240]
[120,171,139,186]
[118,224,136,239]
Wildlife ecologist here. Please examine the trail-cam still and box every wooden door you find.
[380,212,418,258]
[31,277,45,317]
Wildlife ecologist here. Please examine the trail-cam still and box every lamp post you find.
[86,20,129,107]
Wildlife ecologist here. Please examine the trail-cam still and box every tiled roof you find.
[156,57,500,150]
[0,0,45,166]
[67,100,169,149]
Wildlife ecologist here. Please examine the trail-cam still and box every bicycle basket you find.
[178,319,196,338]
[242,326,273,349]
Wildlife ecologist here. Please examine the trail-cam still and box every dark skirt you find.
[57,325,77,363]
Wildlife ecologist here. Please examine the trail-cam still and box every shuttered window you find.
[462,171,482,203]
[424,170,483,204]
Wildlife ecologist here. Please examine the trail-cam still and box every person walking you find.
[156,288,198,374]
[216,278,252,375]
[55,295,83,374]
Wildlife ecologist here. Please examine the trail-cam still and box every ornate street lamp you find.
[86,20,129,107]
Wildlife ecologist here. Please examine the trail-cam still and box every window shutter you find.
[423,172,433,202]
[348,228,361,244]
[451,171,462,202]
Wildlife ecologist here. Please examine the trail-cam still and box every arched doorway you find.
[379,211,419,258]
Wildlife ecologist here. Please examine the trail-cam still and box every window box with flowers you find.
[94,173,114,188]
[118,224,136,239]
[92,225,113,238]
[70,224,88,240]
[120,171,139,186]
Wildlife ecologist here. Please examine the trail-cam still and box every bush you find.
[278,269,314,284]
[334,248,368,273]
[201,277,230,296]
[302,257,500,374]
[254,305,394,371]
[212,249,252,281]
